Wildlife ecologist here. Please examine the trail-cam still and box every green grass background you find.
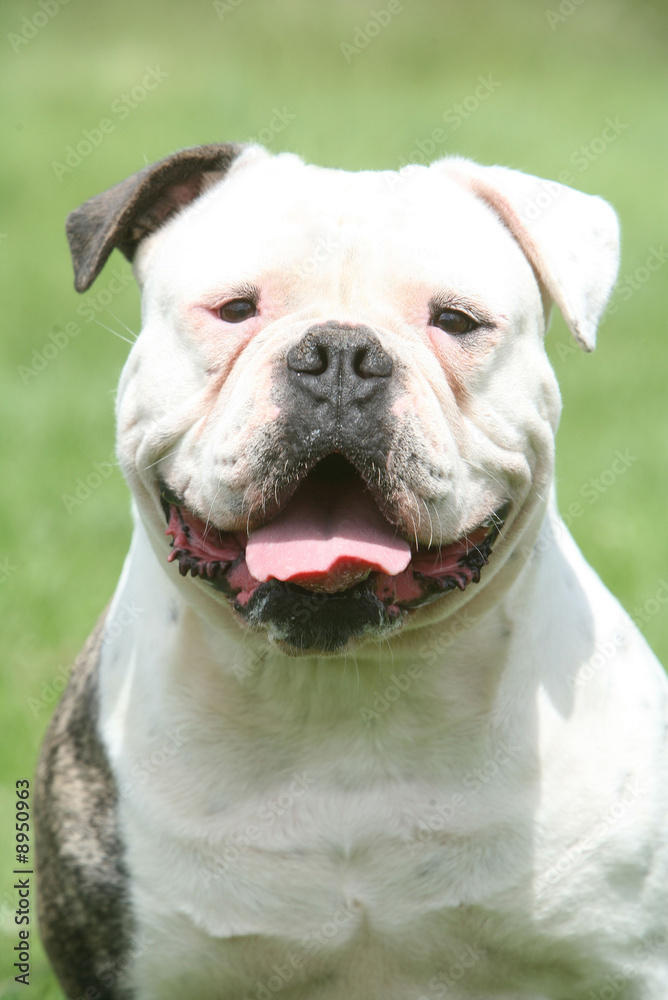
[1,0,667,994]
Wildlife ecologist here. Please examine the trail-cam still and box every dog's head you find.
[67,144,618,654]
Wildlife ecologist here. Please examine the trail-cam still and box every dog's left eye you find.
[218,299,257,323]
[431,309,477,336]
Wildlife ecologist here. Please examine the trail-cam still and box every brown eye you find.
[432,309,476,336]
[219,298,257,323]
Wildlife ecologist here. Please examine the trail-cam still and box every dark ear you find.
[66,143,246,292]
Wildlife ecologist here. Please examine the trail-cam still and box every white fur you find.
[96,153,668,998]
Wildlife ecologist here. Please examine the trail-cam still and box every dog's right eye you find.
[219,299,257,323]
[431,309,477,336]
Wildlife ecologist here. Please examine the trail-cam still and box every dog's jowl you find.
[35,144,668,999]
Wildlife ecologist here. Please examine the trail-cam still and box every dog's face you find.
[68,145,618,654]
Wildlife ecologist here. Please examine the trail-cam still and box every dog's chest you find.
[118,728,530,997]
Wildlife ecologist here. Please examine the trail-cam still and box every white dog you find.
[35,144,668,1000]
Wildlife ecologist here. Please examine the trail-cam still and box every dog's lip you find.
[158,476,509,613]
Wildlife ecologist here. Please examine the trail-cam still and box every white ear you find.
[437,157,620,351]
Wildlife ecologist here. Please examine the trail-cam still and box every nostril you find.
[287,324,393,383]
[354,344,393,380]
[287,339,330,376]
[353,348,368,378]
[315,345,328,375]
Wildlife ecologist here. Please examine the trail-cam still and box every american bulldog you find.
[35,144,668,999]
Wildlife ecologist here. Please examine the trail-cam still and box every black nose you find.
[287,323,393,408]
[282,323,397,472]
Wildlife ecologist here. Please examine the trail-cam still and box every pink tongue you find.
[245,478,411,592]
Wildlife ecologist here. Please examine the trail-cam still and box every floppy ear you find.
[438,157,620,351]
[66,143,246,293]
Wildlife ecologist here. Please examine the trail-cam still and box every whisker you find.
[382,631,395,673]
[458,456,509,497]
[203,480,222,539]
[106,310,138,342]
[420,497,434,549]
[94,319,134,346]
[430,500,444,548]
[242,483,257,533]
[190,479,207,519]
[142,448,180,472]
[351,649,360,694]
[463,533,485,559]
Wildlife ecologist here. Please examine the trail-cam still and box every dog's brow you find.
[199,281,260,308]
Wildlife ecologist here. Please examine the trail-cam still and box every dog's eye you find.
[431,309,476,336]
[219,299,257,323]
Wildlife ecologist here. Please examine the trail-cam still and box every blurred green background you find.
[1,0,667,993]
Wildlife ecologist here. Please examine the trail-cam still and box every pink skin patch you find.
[166,506,245,563]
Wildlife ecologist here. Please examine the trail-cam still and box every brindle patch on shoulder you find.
[35,613,135,999]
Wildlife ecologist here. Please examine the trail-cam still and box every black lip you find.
[238,499,509,649]
[158,481,186,522]
[158,473,510,652]
[406,500,509,609]
[242,578,399,653]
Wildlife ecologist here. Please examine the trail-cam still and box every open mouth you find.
[159,456,508,651]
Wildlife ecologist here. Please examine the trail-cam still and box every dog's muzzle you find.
[158,323,509,653]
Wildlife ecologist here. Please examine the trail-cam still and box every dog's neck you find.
[97,495,588,778]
